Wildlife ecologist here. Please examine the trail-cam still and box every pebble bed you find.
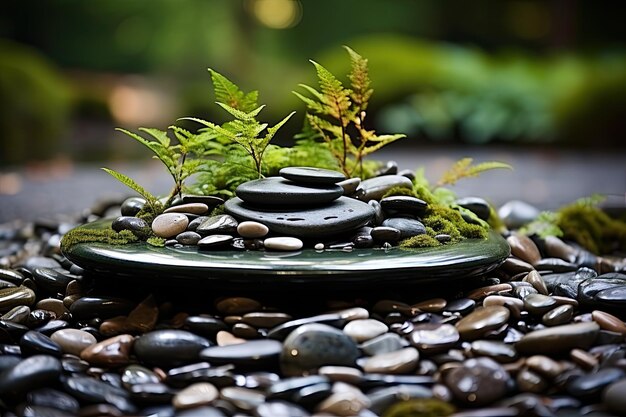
[1,198,626,416]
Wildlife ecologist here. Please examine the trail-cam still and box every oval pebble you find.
[151,213,189,238]
[237,221,269,239]
[50,328,97,356]
[264,237,303,251]
[343,319,388,342]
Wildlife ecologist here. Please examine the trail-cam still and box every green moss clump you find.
[210,204,226,216]
[136,201,164,225]
[147,236,166,247]
[382,398,455,417]
[557,204,626,255]
[400,234,441,248]
[60,228,138,251]
[381,186,419,199]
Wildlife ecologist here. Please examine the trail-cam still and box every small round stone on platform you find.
[264,237,303,251]
[279,167,346,185]
[237,221,269,239]
[164,203,209,215]
[151,213,189,239]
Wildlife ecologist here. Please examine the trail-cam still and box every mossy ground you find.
[557,204,626,255]
[60,228,139,251]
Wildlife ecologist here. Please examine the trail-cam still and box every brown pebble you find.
[544,236,577,263]
[164,203,209,215]
[232,323,259,339]
[591,310,626,336]
[507,233,541,264]
[570,348,598,371]
[215,297,262,315]
[525,355,563,379]
[523,270,548,295]
[501,257,535,275]
[467,284,513,301]
[241,312,292,328]
[542,304,574,327]
[455,306,510,340]
[412,298,447,313]
[483,295,523,318]
[516,368,549,393]
[80,334,135,367]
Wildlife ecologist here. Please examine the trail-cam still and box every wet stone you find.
[498,200,540,229]
[359,347,419,374]
[266,375,328,400]
[293,381,333,407]
[381,218,426,239]
[281,323,359,376]
[20,330,62,357]
[176,231,201,245]
[267,313,344,340]
[236,221,269,238]
[567,367,624,400]
[151,213,189,238]
[413,298,447,313]
[534,258,578,272]
[592,310,626,335]
[0,286,36,313]
[164,202,209,215]
[444,357,510,406]
[69,296,134,320]
[63,375,135,414]
[3,308,28,331]
[359,332,408,356]
[196,214,238,236]
[120,197,145,216]
[456,197,491,221]
[523,294,557,315]
[516,322,600,355]
[26,388,80,414]
[370,226,401,243]
[343,319,388,342]
[523,270,548,295]
[507,233,542,265]
[380,196,428,215]
[111,216,148,236]
[0,355,62,403]
[36,298,67,318]
[220,386,266,411]
[198,234,234,249]
[181,194,224,207]
[200,339,282,368]
[542,304,574,326]
[354,175,413,202]
[173,382,219,409]
[80,334,134,367]
[279,166,345,185]
[121,364,160,388]
[455,306,510,340]
[185,316,227,337]
[444,298,476,315]
[470,340,518,363]
[225,196,374,238]
[236,177,343,206]
[337,177,360,195]
[409,323,460,353]
[134,330,211,368]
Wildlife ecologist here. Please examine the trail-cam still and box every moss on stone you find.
[400,234,441,248]
[381,186,419,199]
[557,204,626,255]
[60,228,138,251]
[136,201,164,225]
[210,204,226,216]
[147,236,166,247]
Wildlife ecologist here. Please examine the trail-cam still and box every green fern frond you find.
[208,68,258,112]
[262,111,296,148]
[519,211,563,238]
[437,158,512,187]
[216,102,266,120]
[101,168,159,208]
[309,60,352,120]
[344,46,373,112]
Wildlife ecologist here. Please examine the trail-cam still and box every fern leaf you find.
[216,102,266,121]
[297,83,325,102]
[310,60,351,119]
[208,68,258,112]
[437,158,512,187]
[360,134,406,156]
[139,127,170,147]
[261,111,295,148]
[101,168,158,205]
[292,91,326,114]
[344,46,373,111]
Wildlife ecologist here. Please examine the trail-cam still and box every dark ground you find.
[1,144,625,224]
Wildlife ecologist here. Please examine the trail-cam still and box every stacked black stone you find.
[225,167,375,238]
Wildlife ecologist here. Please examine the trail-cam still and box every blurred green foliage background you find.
[0,0,624,165]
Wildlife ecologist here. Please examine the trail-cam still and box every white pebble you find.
[314,243,325,250]
[343,319,388,342]
[237,221,269,238]
[263,237,303,251]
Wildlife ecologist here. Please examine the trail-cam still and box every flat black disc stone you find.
[224,196,375,238]
[235,177,343,206]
